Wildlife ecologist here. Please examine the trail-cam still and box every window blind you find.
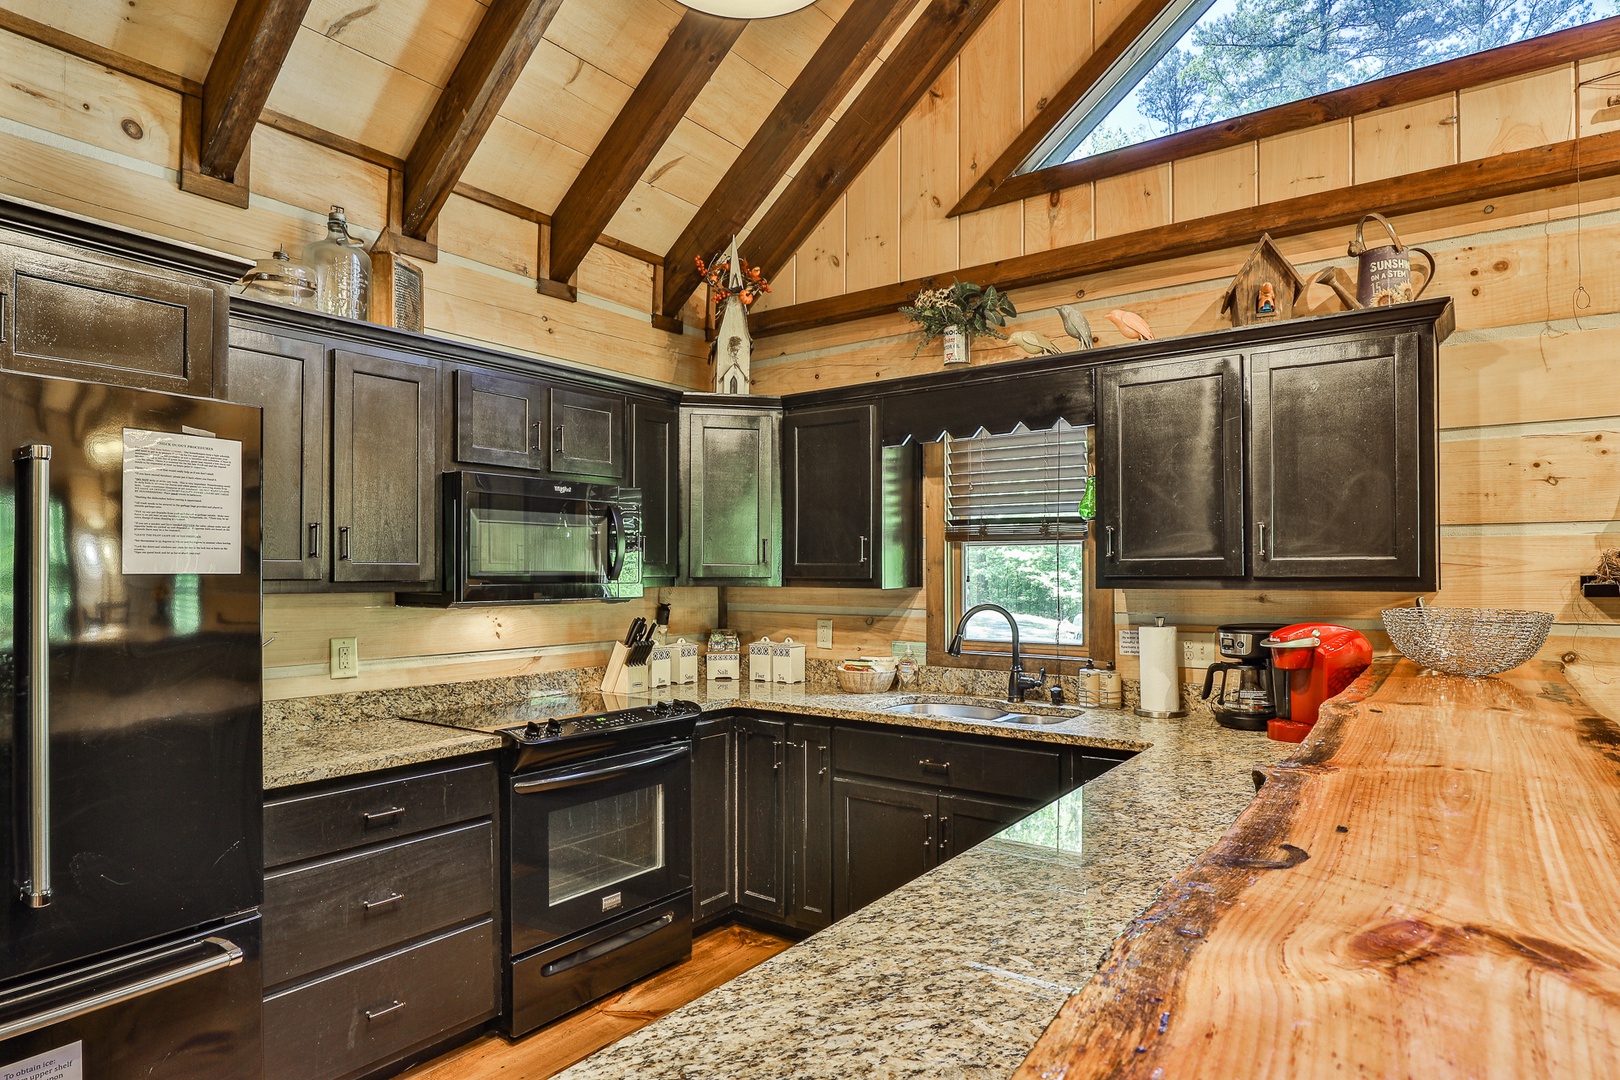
[944,420,1090,541]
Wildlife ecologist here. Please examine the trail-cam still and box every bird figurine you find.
[1057,305,1093,349]
[1104,308,1154,341]
[1009,329,1061,356]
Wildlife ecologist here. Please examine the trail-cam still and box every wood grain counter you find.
[1017,658,1620,1078]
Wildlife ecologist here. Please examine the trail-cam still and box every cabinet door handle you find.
[533,421,544,451]
[338,525,351,560]
[1103,525,1115,558]
[1256,521,1268,560]
[362,892,403,913]
[761,538,770,566]
[364,1000,405,1022]
[941,814,952,852]
[307,522,321,558]
[554,425,566,455]
[362,806,405,827]
[859,535,869,563]
[923,812,934,851]
[919,759,949,775]
[772,739,783,770]
[817,743,828,777]
[15,444,52,909]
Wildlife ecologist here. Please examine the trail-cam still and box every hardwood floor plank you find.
[401,924,793,1080]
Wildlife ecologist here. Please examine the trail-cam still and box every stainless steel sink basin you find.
[885,703,1013,720]
[998,713,1069,725]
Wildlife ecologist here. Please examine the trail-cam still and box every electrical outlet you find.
[330,636,359,679]
[1182,638,1216,669]
[816,618,833,650]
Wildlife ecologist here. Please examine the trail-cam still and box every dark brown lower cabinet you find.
[691,716,737,926]
[831,778,938,919]
[261,759,498,1080]
[786,723,833,931]
[736,715,788,919]
[938,792,1039,860]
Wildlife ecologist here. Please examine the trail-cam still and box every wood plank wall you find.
[0,22,730,700]
[746,32,1620,695]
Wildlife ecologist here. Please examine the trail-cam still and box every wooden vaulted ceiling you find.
[5,0,1093,326]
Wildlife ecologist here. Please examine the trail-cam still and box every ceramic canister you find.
[772,637,806,684]
[749,637,774,682]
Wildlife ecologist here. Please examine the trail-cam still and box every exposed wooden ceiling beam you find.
[949,0,1176,217]
[400,0,565,240]
[733,0,1007,288]
[657,0,918,323]
[195,0,313,182]
[955,13,1620,215]
[545,9,747,290]
[750,127,1620,338]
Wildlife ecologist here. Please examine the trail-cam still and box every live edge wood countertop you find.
[1016,658,1620,1079]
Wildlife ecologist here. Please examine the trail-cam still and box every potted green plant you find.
[899,281,1017,365]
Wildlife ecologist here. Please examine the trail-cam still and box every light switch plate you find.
[816,619,833,650]
[330,636,359,679]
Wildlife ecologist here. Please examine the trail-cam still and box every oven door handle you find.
[604,502,626,581]
[512,743,689,795]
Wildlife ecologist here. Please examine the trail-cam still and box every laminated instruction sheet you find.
[121,428,243,575]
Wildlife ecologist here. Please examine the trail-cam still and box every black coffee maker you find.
[1201,623,1287,731]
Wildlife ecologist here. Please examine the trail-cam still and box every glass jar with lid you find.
[234,245,316,309]
[302,205,371,320]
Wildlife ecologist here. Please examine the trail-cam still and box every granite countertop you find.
[554,683,1292,1080]
[260,675,1286,1076]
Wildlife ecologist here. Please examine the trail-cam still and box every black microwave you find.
[418,471,643,605]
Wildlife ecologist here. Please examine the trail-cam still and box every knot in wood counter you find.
[1016,658,1620,1079]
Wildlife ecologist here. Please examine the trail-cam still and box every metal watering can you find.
[1347,212,1435,307]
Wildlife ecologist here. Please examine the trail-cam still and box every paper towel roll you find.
[1136,623,1185,717]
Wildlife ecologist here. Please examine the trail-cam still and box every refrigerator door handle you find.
[0,935,244,1041]
[14,443,52,909]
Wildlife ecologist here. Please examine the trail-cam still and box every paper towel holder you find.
[1134,616,1187,719]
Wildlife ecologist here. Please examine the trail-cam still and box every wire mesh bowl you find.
[1380,606,1553,676]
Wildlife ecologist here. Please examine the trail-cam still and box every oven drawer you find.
[263,920,497,1080]
[263,821,495,988]
[265,760,495,867]
[835,726,1063,801]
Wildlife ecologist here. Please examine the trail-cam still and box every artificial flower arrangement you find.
[696,250,771,310]
[899,281,1017,356]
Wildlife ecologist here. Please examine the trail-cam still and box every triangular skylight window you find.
[1031,0,1620,169]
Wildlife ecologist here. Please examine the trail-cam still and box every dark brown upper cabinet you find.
[225,326,328,582]
[549,386,625,481]
[332,348,439,584]
[1095,354,1246,584]
[453,368,549,471]
[629,398,680,585]
[1095,316,1439,591]
[1249,331,1432,586]
[0,233,223,397]
[782,403,920,588]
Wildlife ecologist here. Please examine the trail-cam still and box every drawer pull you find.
[918,759,950,774]
[364,999,405,1022]
[362,892,403,913]
[362,806,406,827]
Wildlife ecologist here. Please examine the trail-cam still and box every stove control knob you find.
[522,721,543,741]
[543,718,564,738]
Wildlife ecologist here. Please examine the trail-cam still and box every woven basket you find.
[1380,606,1552,676]
[835,667,896,694]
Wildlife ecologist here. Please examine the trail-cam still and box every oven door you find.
[506,741,691,956]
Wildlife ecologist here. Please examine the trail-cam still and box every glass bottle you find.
[303,206,371,320]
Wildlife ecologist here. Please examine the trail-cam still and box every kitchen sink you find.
[885,703,1013,720]
[884,703,1072,726]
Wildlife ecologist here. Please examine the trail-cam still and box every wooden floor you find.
[400,925,793,1080]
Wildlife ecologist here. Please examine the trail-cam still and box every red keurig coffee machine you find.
[1261,623,1373,742]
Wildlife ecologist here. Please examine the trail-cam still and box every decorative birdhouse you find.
[1221,234,1308,327]
[713,236,751,395]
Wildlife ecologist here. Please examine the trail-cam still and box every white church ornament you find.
[697,237,771,395]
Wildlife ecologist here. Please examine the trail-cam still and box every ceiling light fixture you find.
[678,0,816,16]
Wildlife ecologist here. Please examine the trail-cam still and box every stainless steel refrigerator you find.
[0,371,263,1079]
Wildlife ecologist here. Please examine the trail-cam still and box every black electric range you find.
[405,692,704,1036]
